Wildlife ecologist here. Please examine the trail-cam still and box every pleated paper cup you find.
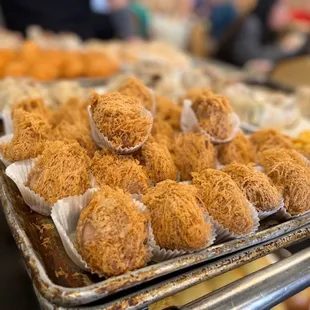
[273,201,310,220]
[212,200,260,243]
[0,133,13,167]
[181,99,240,144]
[6,159,52,215]
[88,105,153,154]
[257,198,284,220]
[52,193,154,274]
[150,212,217,263]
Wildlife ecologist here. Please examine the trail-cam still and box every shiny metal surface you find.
[182,247,310,310]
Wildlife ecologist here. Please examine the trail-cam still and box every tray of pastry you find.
[1,75,310,308]
[1,163,310,308]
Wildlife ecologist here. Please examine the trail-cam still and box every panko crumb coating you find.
[0,109,51,161]
[261,161,310,215]
[91,150,148,194]
[141,141,178,184]
[174,133,215,181]
[191,89,233,140]
[217,131,255,165]
[53,120,98,158]
[142,180,211,251]
[90,92,152,149]
[222,163,281,212]
[250,129,293,154]
[25,140,91,203]
[192,169,254,235]
[118,77,153,111]
[77,186,149,277]
[156,95,181,130]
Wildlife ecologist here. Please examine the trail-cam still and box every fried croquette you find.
[174,133,215,180]
[90,92,152,149]
[257,148,308,171]
[84,51,119,78]
[77,186,149,276]
[150,117,174,150]
[156,95,181,130]
[260,161,310,215]
[51,97,89,127]
[0,109,51,161]
[53,120,98,157]
[217,131,255,165]
[12,97,52,121]
[28,61,59,81]
[91,150,148,194]
[142,180,211,250]
[3,61,28,77]
[141,141,178,184]
[250,129,293,154]
[192,169,254,235]
[60,51,85,78]
[25,140,91,203]
[191,90,233,140]
[222,163,281,212]
[118,77,154,111]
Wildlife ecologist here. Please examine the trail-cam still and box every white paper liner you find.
[257,197,284,220]
[88,105,153,154]
[0,133,13,167]
[274,199,310,220]
[149,212,217,263]
[181,99,240,144]
[148,88,157,116]
[213,200,260,243]
[6,159,53,216]
[6,159,95,216]
[51,193,154,275]
[2,106,13,135]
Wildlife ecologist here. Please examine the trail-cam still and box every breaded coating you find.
[141,141,178,184]
[261,161,310,215]
[222,163,281,212]
[12,97,52,121]
[28,62,59,81]
[118,77,153,111]
[174,133,215,180]
[250,129,293,154]
[51,97,89,127]
[60,51,85,78]
[0,109,51,161]
[156,95,181,130]
[90,92,152,149]
[77,186,149,276]
[53,120,98,157]
[25,140,91,203]
[91,150,148,194]
[257,148,308,171]
[217,131,255,165]
[192,169,254,235]
[3,61,28,77]
[191,89,233,140]
[142,180,211,250]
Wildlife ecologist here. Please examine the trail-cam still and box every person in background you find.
[91,0,137,40]
[0,0,136,40]
[216,0,307,68]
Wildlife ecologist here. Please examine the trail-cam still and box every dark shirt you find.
[1,0,93,39]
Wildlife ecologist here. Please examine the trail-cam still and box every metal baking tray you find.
[1,161,310,308]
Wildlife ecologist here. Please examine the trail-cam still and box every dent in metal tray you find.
[1,162,310,307]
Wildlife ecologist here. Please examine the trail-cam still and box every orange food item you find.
[3,61,28,77]
[77,186,149,276]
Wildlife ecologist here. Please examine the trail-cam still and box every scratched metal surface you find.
[1,162,310,308]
